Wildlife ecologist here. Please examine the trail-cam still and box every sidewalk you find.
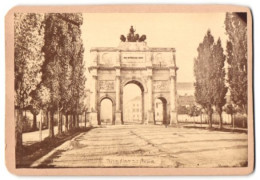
[22,123,87,146]
[22,126,58,146]
[180,123,247,133]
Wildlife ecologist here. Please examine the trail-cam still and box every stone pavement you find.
[31,125,248,168]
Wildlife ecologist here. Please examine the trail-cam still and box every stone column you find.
[115,68,122,124]
[141,91,145,124]
[169,50,178,125]
[146,52,154,124]
[170,75,178,125]
[115,75,122,123]
[112,104,116,125]
[147,75,154,124]
[115,76,120,111]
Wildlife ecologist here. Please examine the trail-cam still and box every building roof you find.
[178,95,195,106]
[177,82,194,91]
[177,82,194,96]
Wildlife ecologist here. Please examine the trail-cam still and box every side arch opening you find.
[154,97,168,125]
[99,97,114,125]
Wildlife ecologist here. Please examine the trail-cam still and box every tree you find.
[60,64,72,132]
[212,38,228,129]
[67,22,85,128]
[194,30,215,128]
[29,84,51,131]
[14,13,45,150]
[70,50,86,128]
[225,13,247,115]
[29,102,40,131]
[42,13,84,136]
[224,104,236,128]
[188,105,200,124]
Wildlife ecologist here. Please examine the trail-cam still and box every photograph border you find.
[5,5,254,175]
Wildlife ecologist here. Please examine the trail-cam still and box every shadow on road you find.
[16,127,93,168]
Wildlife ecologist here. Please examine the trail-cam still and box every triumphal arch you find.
[88,27,178,125]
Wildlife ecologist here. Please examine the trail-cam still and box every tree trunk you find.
[242,113,246,128]
[219,112,223,129]
[73,113,76,128]
[49,111,55,138]
[65,114,69,132]
[46,111,49,129]
[200,113,202,127]
[61,113,63,132]
[208,110,212,128]
[32,114,37,131]
[230,113,232,126]
[69,114,73,130]
[233,113,236,128]
[58,106,62,135]
[77,114,80,127]
[25,110,27,122]
[15,109,23,151]
[58,111,63,134]
[244,105,247,128]
[231,113,234,129]
[39,110,43,141]
[85,111,87,127]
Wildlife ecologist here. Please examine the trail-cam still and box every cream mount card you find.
[5,5,254,175]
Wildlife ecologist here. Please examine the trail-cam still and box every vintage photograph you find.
[9,7,252,173]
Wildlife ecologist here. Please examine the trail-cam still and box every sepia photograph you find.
[5,5,253,175]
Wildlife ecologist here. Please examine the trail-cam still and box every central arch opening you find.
[123,80,144,125]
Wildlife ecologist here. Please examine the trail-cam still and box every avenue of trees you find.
[194,12,247,129]
[14,13,86,150]
[225,13,248,115]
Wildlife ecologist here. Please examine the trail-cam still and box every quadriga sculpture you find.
[120,26,146,42]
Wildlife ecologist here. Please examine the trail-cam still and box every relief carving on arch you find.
[153,53,170,66]
[153,80,169,91]
[99,80,114,91]
[100,53,114,65]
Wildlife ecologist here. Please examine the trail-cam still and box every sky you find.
[81,13,228,85]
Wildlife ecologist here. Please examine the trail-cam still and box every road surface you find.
[31,125,248,168]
